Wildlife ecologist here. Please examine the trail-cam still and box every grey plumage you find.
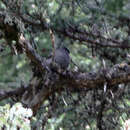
[46,47,70,72]
[54,47,70,70]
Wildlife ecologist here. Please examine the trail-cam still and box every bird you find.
[46,46,70,73]
[53,47,70,71]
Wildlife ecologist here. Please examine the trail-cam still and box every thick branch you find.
[55,27,130,48]
[60,63,130,89]
[0,85,28,101]
[0,63,130,101]
[19,35,46,72]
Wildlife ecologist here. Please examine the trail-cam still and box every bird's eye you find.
[64,47,70,53]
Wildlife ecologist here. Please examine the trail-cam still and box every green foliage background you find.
[0,0,130,129]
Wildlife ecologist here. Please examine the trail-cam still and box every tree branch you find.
[0,85,28,101]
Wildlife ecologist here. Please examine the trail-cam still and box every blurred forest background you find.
[0,0,130,130]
